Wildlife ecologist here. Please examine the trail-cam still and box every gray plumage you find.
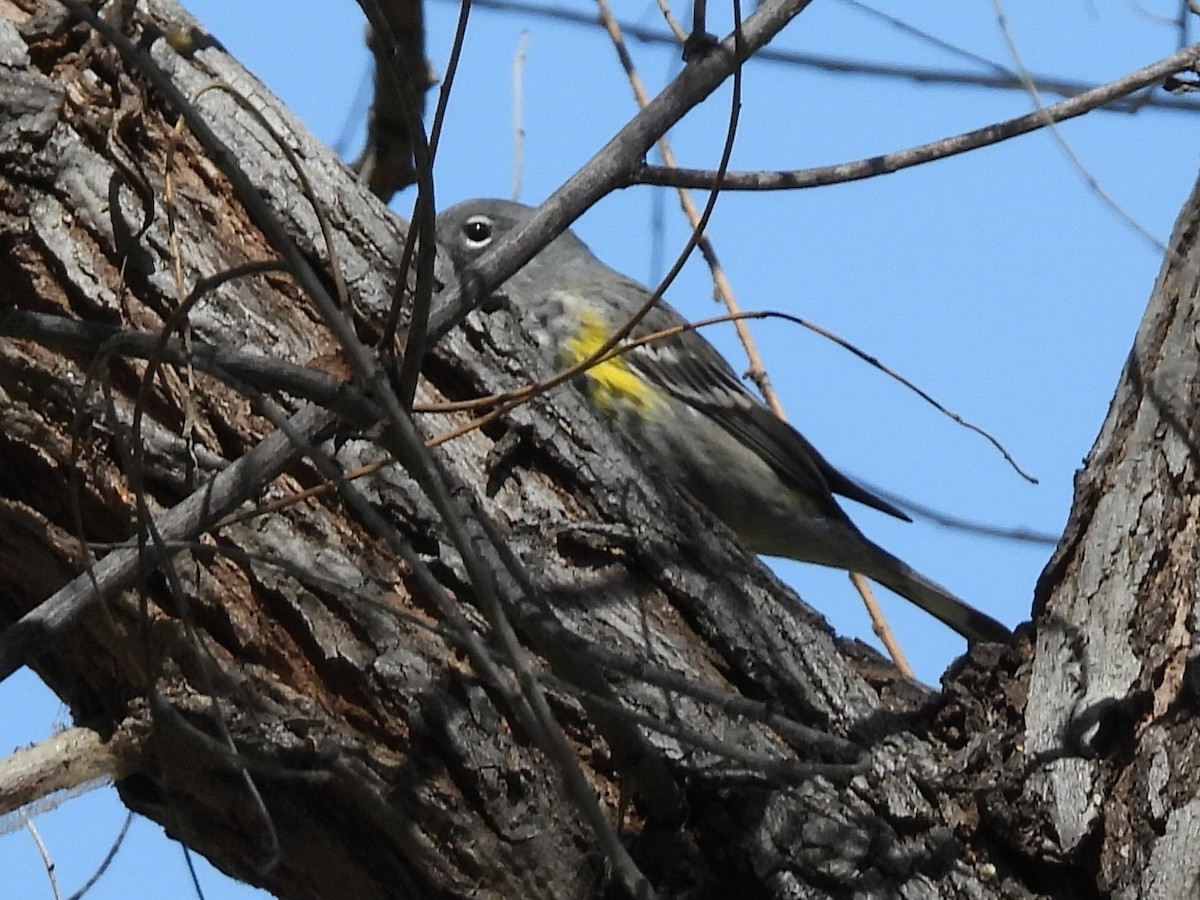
[436,198,1009,645]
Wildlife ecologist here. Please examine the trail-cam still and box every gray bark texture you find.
[0,1,1197,898]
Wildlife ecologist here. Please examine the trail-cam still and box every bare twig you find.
[185,83,351,309]
[718,312,1037,483]
[428,0,471,161]
[594,0,785,416]
[355,0,439,409]
[426,0,816,344]
[992,0,1168,255]
[857,482,1059,545]
[351,0,436,197]
[64,813,133,900]
[652,0,689,43]
[224,378,662,899]
[21,816,60,900]
[850,573,914,677]
[425,307,1033,491]
[383,0,474,407]
[0,404,335,682]
[512,31,530,201]
[837,0,1013,75]
[432,0,1200,113]
[379,0,472,356]
[432,0,759,459]
[538,667,864,783]
[633,42,1200,190]
[0,310,380,424]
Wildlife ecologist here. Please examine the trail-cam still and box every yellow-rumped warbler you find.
[436,199,1008,644]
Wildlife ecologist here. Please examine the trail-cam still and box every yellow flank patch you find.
[788,486,818,511]
[563,310,666,415]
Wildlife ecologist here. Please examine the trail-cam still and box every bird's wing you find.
[626,325,911,522]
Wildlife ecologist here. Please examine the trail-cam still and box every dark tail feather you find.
[860,547,1009,644]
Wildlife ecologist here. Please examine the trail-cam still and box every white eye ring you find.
[461,215,494,249]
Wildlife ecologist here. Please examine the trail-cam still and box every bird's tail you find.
[857,544,1009,644]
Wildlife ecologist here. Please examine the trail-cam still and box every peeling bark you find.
[1019,169,1200,897]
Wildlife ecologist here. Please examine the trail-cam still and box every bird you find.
[435,198,1009,644]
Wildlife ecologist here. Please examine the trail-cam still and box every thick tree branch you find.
[3,1,1199,898]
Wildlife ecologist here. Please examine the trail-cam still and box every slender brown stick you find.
[594,0,786,417]
[850,573,914,678]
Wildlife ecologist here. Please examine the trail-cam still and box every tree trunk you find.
[1,1,1197,898]
[1017,170,1200,896]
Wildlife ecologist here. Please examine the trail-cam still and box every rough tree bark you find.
[1,1,1198,898]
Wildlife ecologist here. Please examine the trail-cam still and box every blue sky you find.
[4,1,1197,897]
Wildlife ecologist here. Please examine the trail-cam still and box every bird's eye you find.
[461,215,493,248]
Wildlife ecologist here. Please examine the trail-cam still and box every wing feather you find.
[626,327,911,522]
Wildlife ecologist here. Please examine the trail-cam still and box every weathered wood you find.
[1019,170,1200,896]
[2,1,1197,898]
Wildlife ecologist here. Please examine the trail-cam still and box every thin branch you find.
[183,84,351,309]
[652,0,689,43]
[223,374,662,898]
[0,403,335,682]
[423,308,1034,488]
[594,0,908,657]
[64,813,133,900]
[850,573,913,677]
[0,310,381,425]
[351,0,437,198]
[506,614,861,760]
[428,0,471,161]
[355,0,439,409]
[21,816,60,900]
[425,0,816,344]
[538,667,864,784]
[378,0,473,357]
[857,481,1058,545]
[53,22,547,819]
[431,0,760,463]
[512,30,530,201]
[632,42,1200,190]
[437,0,1200,113]
[836,0,1014,76]
[594,0,786,416]
[992,0,1168,255]
[169,533,850,794]
[715,312,1037,483]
